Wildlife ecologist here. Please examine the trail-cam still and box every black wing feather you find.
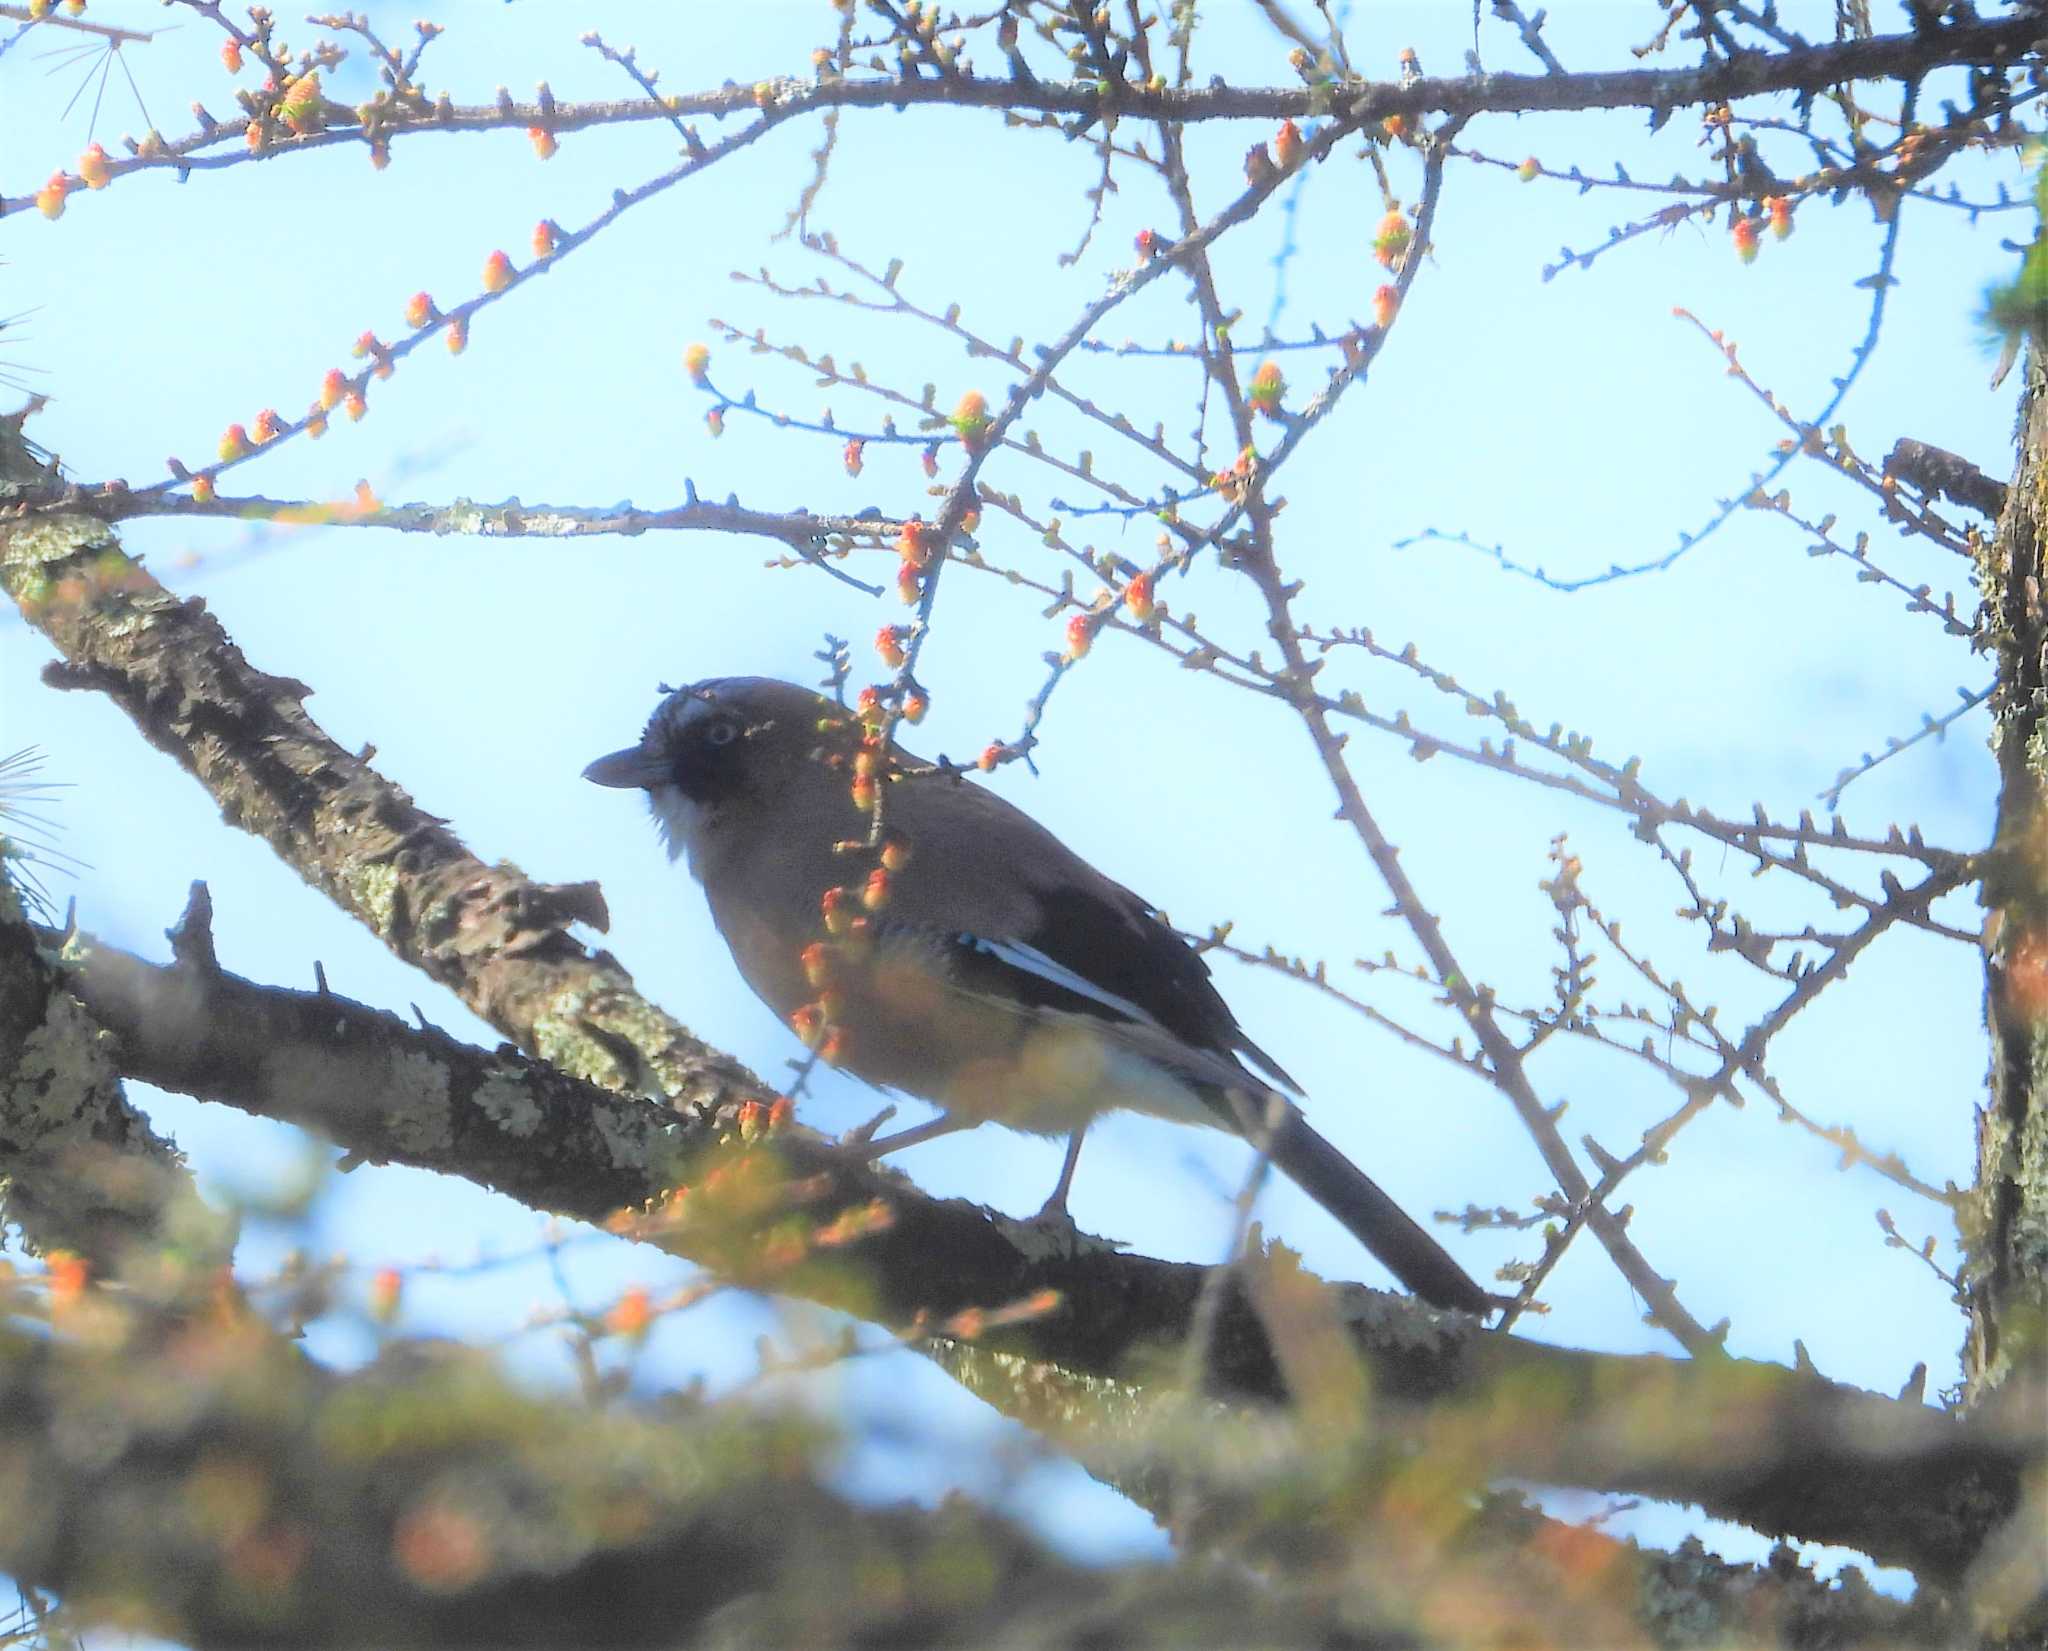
[1022,884,1301,1093]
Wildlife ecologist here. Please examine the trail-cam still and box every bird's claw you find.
[1003,1199,1127,1260]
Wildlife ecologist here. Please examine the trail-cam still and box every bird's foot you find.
[1002,1196,1127,1261]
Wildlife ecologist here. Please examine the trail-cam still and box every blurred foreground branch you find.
[0,1282,1400,1651]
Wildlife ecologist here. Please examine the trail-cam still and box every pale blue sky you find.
[1,0,2015,1592]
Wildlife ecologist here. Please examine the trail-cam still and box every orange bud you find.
[1372,283,1399,329]
[1248,360,1286,416]
[1767,195,1793,239]
[875,624,907,667]
[706,407,724,438]
[279,70,323,133]
[737,1099,766,1141]
[1274,118,1303,169]
[819,1027,847,1066]
[251,408,282,444]
[862,868,890,911]
[368,1266,402,1323]
[481,249,513,293]
[78,143,110,189]
[1732,215,1760,263]
[1373,208,1412,270]
[218,423,251,462]
[896,564,922,605]
[446,316,468,355]
[1065,613,1093,659]
[901,691,928,724]
[1516,156,1540,182]
[528,125,556,159]
[1124,572,1155,621]
[1381,113,1407,141]
[856,686,885,727]
[353,479,379,514]
[304,409,327,439]
[977,743,1001,773]
[800,942,832,988]
[850,775,878,811]
[532,219,560,260]
[405,291,435,328]
[605,1285,652,1339]
[950,389,992,449]
[791,1002,828,1046]
[190,474,216,504]
[767,1095,795,1130]
[320,368,346,410]
[221,39,244,73]
[344,391,367,422]
[35,172,68,220]
[45,1251,87,1309]
[843,437,865,477]
[683,342,711,384]
[880,834,911,872]
[821,887,854,935]
[896,518,932,568]
[351,330,381,360]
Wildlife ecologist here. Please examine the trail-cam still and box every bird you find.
[585,675,1491,1315]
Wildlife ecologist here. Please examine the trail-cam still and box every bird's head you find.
[583,676,857,862]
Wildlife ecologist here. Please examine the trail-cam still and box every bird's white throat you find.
[646,783,714,879]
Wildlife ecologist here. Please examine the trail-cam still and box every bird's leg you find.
[844,1112,976,1160]
[1033,1128,1088,1223]
[1015,1128,1123,1255]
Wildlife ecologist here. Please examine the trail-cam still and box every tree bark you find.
[1971,350,2048,1419]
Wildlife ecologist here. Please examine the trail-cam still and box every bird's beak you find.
[583,746,668,789]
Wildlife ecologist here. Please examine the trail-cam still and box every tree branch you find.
[0,1288,1392,1651]
[52,910,2038,1584]
[0,881,222,1272]
[13,7,2038,214]
[0,425,757,1110]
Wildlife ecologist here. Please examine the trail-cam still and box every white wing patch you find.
[961,934,1164,1030]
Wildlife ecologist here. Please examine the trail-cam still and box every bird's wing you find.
[879,769,1300,1093]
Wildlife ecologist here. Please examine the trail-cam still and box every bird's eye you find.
[704,718,740,747]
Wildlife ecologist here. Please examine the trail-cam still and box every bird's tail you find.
[1239,1095,1491,1315]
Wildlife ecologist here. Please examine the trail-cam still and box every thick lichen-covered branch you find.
[1971,348,2048,1426]
[0,875,219,1271]
[53,912,2038,1584]
[0,421,756,1111]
